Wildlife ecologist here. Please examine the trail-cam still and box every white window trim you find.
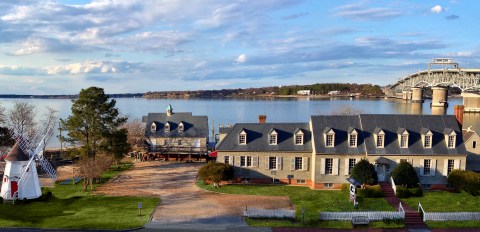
[151,123,156,132]
[348,133,357,147]
[164,122,170,132]
[324,130,335,147]
[269,131,278,145]
[422,131,433,148]
[375,130,385,148]
[239,130,247,145]
[399,132,409,148]
[178,122,184,132]
[294,133,304,145]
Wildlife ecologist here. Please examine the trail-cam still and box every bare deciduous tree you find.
[121,118,145,150]
[7,102,37,139]
[76,155,112,191]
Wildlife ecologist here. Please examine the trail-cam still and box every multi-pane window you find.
[349,134,357,147]
[269,134,277,145]
[224,156,230,165]
[164,123,170,132]
[324,183,333,188]
[326,134,334,147]
[294,157,303,170]
[349,158,356,173]
[240,156,246,166]
[423,159,431,175]
[296,179,306,184]
[269,157,277,170]
[151,124,156,132]
[401,134,408,148]
[325,158,333,174]
[177,140,182,146]
[295,134,303,145]
[376,134,384,148]
[448,135,455,148]
[424,135,432,148]
[178,124,184,132]
[247,156,252,166]
[447,159,455,175]
[239,134,246,144]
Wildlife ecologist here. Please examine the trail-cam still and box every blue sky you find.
[0,0,477,94]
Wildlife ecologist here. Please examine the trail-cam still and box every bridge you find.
[386,58,480,112]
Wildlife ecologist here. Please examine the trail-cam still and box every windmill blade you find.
[38,151,57,180]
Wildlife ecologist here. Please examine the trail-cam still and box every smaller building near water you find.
[142,104,209,161]
[297,90,311,95]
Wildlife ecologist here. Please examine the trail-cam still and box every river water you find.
[0,97,478,148]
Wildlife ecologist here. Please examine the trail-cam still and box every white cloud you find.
[235,54,247,63]
[194,61,207,69]
[431,5,442,13]
[44,60,147,75]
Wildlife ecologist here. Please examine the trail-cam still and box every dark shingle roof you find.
[358,114,466,155]
[216,123,312,152]
[463,130,476,142]
[311,115,365,154]
[143,112,208,138]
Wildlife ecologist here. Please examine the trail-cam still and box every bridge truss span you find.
[389,68,480,94]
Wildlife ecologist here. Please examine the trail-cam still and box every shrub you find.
[350,159,378,186]
[395,186,423,198]
[391,161,419,188]
[198,161,234,187]
[448,170,480,196]
[356,185,383,198]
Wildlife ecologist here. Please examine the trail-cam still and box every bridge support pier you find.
[431,86,449,107]
[411,87,424,103]
[402,90,412,101]
[462,92,480,112]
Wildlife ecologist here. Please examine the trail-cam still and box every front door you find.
[376,165,385,181]
[10,181,18,197]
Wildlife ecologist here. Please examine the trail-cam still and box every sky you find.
[0,0,478,95]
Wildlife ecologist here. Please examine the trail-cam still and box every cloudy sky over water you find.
[0,0,478,94]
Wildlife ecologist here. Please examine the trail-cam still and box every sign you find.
[349,184,356,196]
[138,202,143,209]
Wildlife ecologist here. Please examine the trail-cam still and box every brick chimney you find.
[258,115,267,124]
[454,105,464,130]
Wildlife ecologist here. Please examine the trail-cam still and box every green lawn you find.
[401,190,480,228]
[0,162,160,230]
[198,182,399,229]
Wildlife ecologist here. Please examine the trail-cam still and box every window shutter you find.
[320,158,325,175]
[333,158,339,175]
[302,157,309,171]
[265,156,270,170]
[291,157,296,171]
[252,156,259,167]
[228,156,234,166]
[234,156,240,167]
[454,159,460,170]
[277,157,283,170]
[431,159,437,176]
[443,159,449,176]
[344,158,350,176]
[419,159,424,176]
[396,159,400,164]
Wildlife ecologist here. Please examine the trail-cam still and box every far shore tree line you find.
[0,86,146,192]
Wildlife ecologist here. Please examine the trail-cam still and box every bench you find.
[351,216,369,227]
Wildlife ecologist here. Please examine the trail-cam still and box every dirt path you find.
[93,161,292,230]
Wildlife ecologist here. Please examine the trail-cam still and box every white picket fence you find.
[419,202,480,221]
[319,211,404,221]
[243,208,296,219]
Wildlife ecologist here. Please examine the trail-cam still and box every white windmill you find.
[0,125,57,203]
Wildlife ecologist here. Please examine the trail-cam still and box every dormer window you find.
[164,122,170,132]
[269,129,278,145]
[421,128,433,148]
[323,127,335,147]
[444,128,456,148]
[178,122,184,133]
[151,122,157,132]
[294,129,304,145]
[398,128,409,148]
[239,129,247,145]
[373,127,385,148]
[348,127,358,147]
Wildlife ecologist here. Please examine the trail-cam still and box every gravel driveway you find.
[93,161,293,231]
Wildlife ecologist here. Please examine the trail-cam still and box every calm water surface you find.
[1,97,478,148]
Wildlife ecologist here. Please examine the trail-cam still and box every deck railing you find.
[390,176,397,196]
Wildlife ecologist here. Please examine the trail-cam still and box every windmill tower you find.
[0,126,57,203]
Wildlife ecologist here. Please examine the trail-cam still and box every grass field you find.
[402,190,480,228]
[198,182,402,229]
[0,162,160,230]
